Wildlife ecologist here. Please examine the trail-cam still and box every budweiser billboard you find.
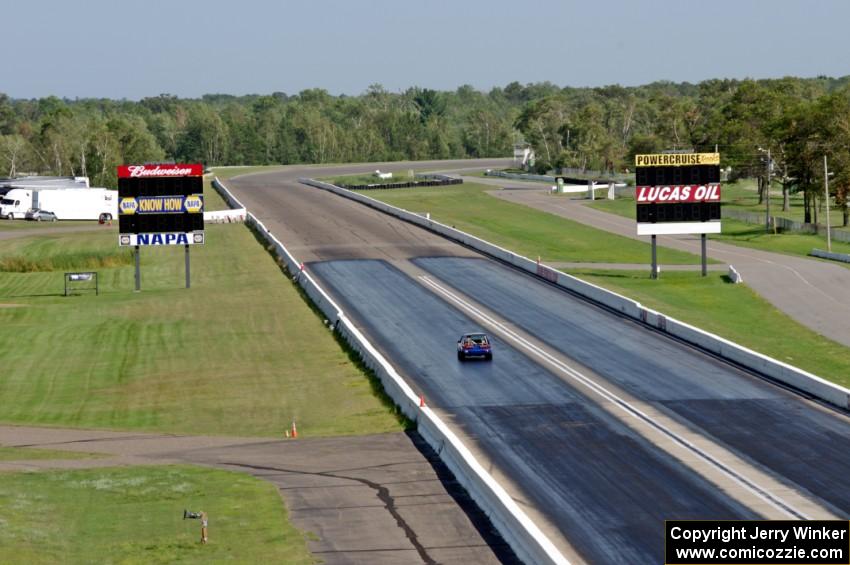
[117,164,204,178]
[117,163,204,246]
[636,184,721,203]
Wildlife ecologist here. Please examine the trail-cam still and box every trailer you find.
[0,188,118,220]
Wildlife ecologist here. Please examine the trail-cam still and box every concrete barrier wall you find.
[640,307,850,409]
[727,265,744,284]
[204,208,246,223]
[211,177,569,565]
[300,178,850,412]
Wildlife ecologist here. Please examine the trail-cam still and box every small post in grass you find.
[134,245,141,292]
[185,244,191,289]
[651,235,658,279]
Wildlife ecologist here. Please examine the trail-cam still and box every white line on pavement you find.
[419,274,811,521]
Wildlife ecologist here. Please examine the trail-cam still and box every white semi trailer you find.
[0,188,118,220]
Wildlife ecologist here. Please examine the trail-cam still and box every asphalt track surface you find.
[227,160,850,564]
[482,181,850,348]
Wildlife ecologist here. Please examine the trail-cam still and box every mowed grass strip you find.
[567,269,850,388]
[0,221,404,437]
[0,465,313,564]
[360,182,703,264]
[0,220,100,232]
[0,446,102,461]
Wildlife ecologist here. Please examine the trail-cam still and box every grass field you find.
[567,269,850,387]
[0,180,404,437]
[0,447,102,461]
[0,465,314,564]
[362,182,704,264]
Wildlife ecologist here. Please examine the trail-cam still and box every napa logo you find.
[136,233,190,245]
[183,194,204,213]
[120,197,138,215]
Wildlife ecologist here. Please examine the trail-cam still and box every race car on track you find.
[457,333,493,361]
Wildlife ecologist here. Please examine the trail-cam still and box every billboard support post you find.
[651,235,658,279]
[134,245,141,292]
[634,152,722,276]
[185,244,191,289]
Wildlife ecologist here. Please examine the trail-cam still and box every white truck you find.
[0,188,118,220]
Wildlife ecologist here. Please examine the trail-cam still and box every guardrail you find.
[486,169,632,185]
[810,248,850,264]
[339,173,462,190]
[300,177,850,412]
[211,177,569,565]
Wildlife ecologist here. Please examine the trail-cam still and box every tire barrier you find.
[211,176,570,565]
[300,177,850,412]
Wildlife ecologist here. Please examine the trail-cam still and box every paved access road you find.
[227,160,850,564]
[482,183,850,348]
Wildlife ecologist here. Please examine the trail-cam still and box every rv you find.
[0,188,118,220]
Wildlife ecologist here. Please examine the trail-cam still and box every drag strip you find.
[226,161,850,564]
[413,256,850,516]
[309,258,760,564]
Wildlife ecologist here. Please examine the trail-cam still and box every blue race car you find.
[457,333,493,361]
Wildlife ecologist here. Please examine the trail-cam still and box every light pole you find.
[758,148,771,232]
[766,148,771,232]
[824,156,834,252]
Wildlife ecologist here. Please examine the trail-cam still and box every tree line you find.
[1,77,848,223]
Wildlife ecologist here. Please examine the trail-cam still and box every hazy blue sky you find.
[3,0,848,99]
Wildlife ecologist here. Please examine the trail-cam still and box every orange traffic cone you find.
[419,395,426,408]
[290,420,298,439]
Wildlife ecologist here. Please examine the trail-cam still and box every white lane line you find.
[419,275,811,520]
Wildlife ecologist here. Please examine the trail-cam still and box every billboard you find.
[118,164,204,246]
[635,154,721,236]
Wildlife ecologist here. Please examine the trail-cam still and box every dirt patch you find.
[0,303,25,308]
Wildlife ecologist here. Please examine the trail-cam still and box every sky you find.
[2,0,849,100]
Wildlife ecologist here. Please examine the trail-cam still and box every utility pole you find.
[824,155,832,252]
[765,148,771,233]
